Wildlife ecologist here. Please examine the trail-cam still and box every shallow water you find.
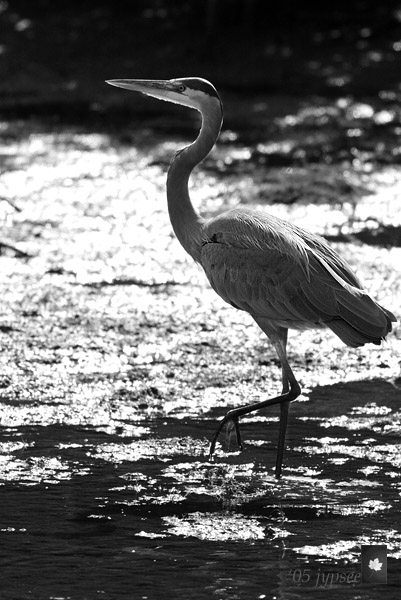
[1,383,401,598]
[0,94,400,598]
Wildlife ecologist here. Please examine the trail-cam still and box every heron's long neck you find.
[167,104,222,262]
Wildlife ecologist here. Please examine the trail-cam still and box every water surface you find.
[0,95,400,598]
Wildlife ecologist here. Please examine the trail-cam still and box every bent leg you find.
[208,321,301,478]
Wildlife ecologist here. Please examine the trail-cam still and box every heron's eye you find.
[178,84,186,92]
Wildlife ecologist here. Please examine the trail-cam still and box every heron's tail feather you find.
[327,291,396,347]
[327,319,381,347]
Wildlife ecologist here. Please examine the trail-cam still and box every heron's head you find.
[106,77,222,115]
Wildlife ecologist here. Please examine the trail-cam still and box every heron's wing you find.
[295,227,363,289]
[200,236,334,323]
[200,214,394,342]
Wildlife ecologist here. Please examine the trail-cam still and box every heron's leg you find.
[209,324,301,479]
[209,412,243,456]
[223,416,243,451]
[208,366,300,467]
[272,329,292,478]
[257,323,301,478]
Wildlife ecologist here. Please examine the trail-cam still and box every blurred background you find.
[1,0,401,118]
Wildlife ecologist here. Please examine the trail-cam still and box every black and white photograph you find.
[0,1,400,598]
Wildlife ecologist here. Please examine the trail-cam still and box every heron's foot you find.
[209,412,244,459]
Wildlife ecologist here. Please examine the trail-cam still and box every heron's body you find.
[107,76,396,477]
[201,207,395,345]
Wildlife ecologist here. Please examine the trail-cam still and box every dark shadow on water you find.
[325,224,401,248]
[1,376,400,597]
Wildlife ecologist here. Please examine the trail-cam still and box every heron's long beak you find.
[106,79,177,102]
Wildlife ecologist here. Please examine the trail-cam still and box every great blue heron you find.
[106,77,396,478]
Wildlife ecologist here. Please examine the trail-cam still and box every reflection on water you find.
[1,100,400,597]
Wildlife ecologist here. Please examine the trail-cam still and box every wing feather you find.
[200,208,395,342]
